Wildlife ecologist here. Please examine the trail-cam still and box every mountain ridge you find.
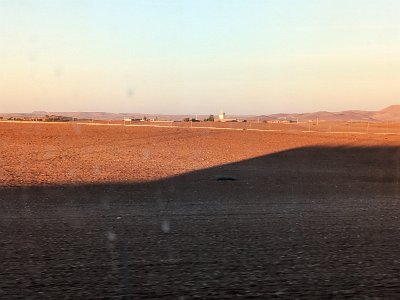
[1,105,400,122]
[256,105,400,122]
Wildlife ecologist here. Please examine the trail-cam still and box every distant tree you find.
[183,117,190,122]
[203,114,214,122]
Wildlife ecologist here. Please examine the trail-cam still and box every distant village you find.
[0,110,334,125]
[0,115,78,122]
[123,111,301,124]
[0,112,303,124]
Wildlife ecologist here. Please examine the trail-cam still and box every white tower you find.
[219,111,225,121]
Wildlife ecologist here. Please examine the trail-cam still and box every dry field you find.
[1,121,398,186]
[2,122,400,298]
[170,120,400,135]
[76,119,400,135]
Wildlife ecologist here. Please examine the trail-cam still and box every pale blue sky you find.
[0,0,399,114]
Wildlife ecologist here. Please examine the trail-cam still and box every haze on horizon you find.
[0,0,399,115]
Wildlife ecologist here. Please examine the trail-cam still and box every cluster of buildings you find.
[3,115,77,122]
[218,111,238,122]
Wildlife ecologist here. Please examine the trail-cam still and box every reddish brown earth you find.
[2,122,400,299]
[1,122,398,186]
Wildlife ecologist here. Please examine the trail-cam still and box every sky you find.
[0,0,399,115]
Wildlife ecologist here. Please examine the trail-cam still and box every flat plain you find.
[1,121,400,298]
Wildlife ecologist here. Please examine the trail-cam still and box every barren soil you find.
[2,122,400,299]
[1,122,396,186]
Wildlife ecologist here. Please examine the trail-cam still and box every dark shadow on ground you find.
[1,146,400,299]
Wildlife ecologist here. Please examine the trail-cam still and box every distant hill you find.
[257,105,400,122]
[2,105,400,122]
[372,105,400,121]
[48,112,190,121]
[0,111,198,121]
